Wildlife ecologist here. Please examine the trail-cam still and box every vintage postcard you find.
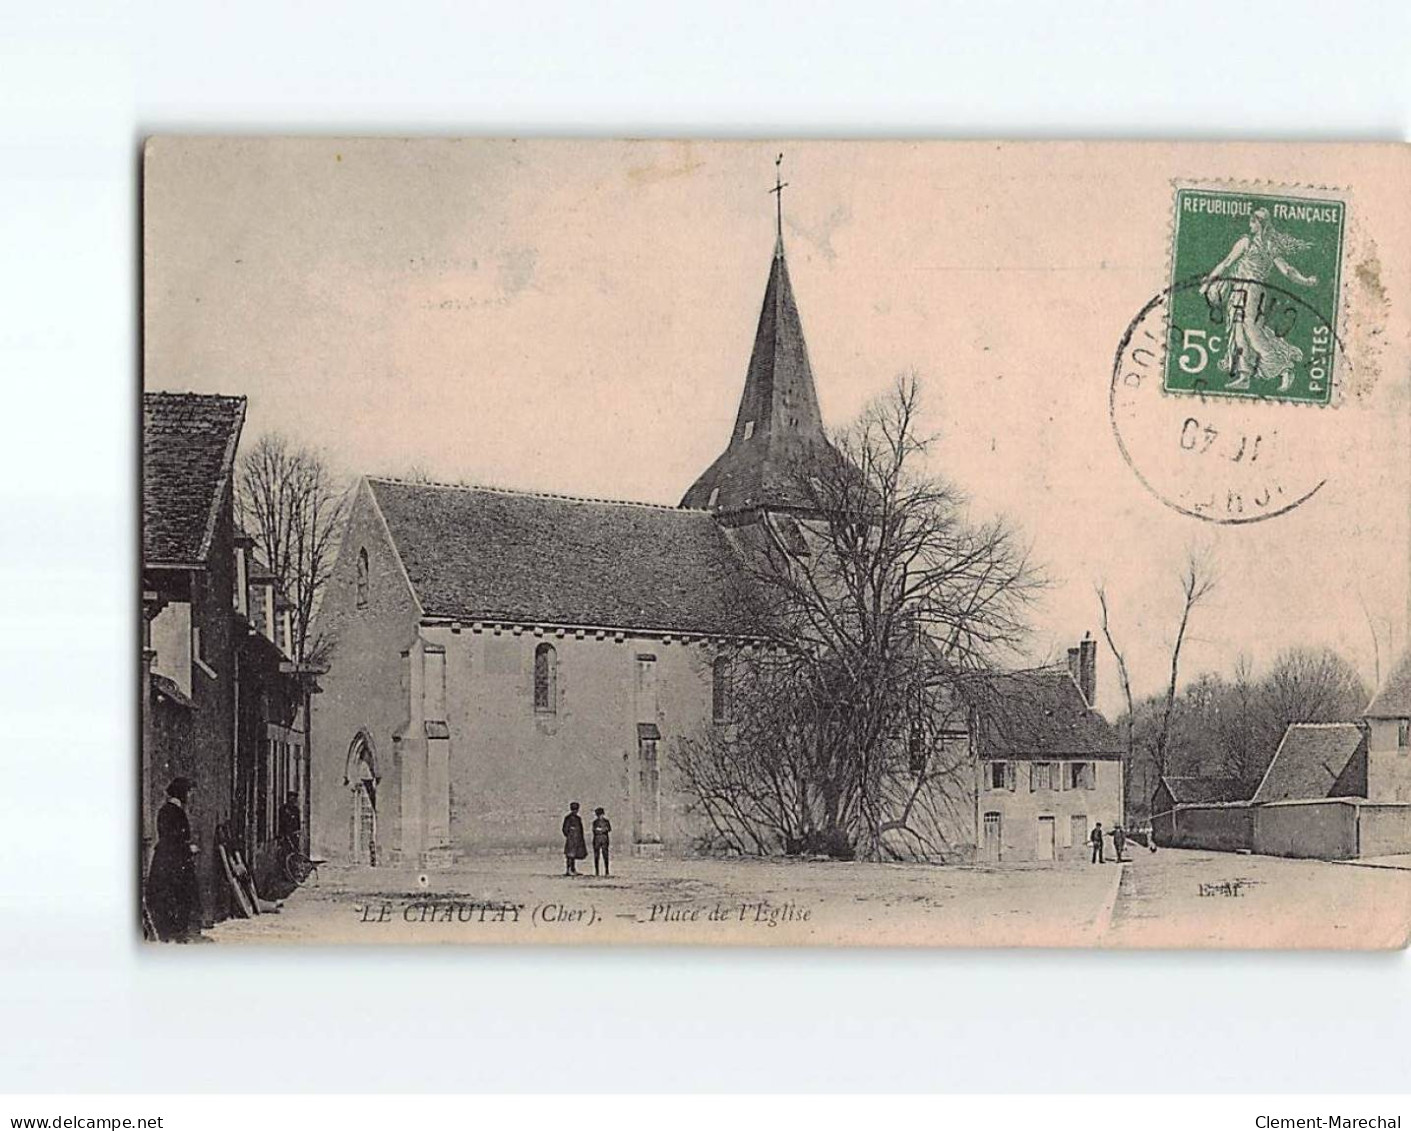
[141,139,1411,947]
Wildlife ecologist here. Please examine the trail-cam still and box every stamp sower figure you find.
[144,776,203,941]
[562,801,587,876]
[1112,823,1126,863]
[1089,821,1105,864]
[591,807,612,877]
[278,790,302,854]
[1199,207,1319,392]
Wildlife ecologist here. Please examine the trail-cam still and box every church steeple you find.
[681,160,831,517]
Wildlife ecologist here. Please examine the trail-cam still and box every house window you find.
[635,654,658,722]
[1030,762,1057,791]
[533,643,557,713]
[1068,762,1095,790]
[712,655,732,724]
[1399,720,1410,749]
[990,761,1006,790]
[356,548,369,609]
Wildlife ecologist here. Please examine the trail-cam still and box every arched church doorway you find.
[344,731,379,866]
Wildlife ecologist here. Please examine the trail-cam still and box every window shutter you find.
[1028,763,1037,792]
[1061,762,1070,790]
[1006,763,1016,791]
[1086,762,1097,790]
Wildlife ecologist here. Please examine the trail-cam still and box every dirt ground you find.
[206,846,1411,949]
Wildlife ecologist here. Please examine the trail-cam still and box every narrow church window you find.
[712,655,732,723]
[356,548,369,609]
[743,420,755,440]
[707,487,720,509]
[534,643,557,713]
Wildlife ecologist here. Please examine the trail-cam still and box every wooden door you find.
[1038,815,1056,861]
[1071,815,1087,855]
[982,811,1002,862]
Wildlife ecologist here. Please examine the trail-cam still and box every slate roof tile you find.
[1253,722,1366,803]
[143,392,246,565]
[368,478,771,637]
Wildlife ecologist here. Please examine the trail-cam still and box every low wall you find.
[1159,804,1253,852]
[1358,805,1411,858]
[1254,800,1359,860]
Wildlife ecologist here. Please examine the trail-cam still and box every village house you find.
[142,392,317,923]
[311,227,1125,867]
[969,641,1126,863]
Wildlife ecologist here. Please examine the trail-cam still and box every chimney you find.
[1078,632,1097,707]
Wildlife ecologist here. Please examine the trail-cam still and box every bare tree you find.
[1096,584,1135,765]
[236,432,349,665]
[1154,549,1220,779]
[676,375,1042,861]
[1258,646,1370,748]
[1095,546,1219,813]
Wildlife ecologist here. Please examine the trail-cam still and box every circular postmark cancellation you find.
[1111,184,1352,525]
[1111,275,1350,525]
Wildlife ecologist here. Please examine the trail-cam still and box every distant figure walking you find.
[144,776,202,942]
[1090,822,1105,864]
[562,802,587,876]
[592,807,612,877]
[1112,824,1127,863]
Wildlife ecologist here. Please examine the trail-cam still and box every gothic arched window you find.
[356,548,369,609]
[534,642,557,714]
[712,655,732,724]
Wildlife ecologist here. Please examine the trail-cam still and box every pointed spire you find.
[681,162,830,517]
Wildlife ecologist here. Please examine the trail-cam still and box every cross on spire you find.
[769,152,788,256]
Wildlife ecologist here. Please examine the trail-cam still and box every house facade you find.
[971,640,1126,863]
[142,392,317,925]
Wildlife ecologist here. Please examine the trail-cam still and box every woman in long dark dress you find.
[145,777,202,941]
[561,801,587,876]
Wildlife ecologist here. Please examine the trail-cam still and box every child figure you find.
[591,807,612,877]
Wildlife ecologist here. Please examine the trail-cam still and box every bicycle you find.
[281,844,323,886]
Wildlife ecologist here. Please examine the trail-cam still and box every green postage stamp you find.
[1165,186,1345,405]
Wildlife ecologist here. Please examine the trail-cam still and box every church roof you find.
[368,478,770,637]
[1253,722,1366,804]
[1365,648,1411,718]
[681,246,836,515]
[143,392,247,565]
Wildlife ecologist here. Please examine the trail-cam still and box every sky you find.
[144,138,1411,716]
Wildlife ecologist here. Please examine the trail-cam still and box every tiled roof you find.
[143,392,246,564]
[367,479,770,637]
[1253,722,1366,804]
[1365,648,1411,718]
[970,666,1125,759]
[1162,776,1250,805]
[682,247,838,515]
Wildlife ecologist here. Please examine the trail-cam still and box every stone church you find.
[310,230,827,864]
[311,223,1124,865]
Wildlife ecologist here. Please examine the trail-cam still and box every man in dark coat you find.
[144,776,203,941]
[1090,821,1105,864]
[591,807,612,877]
[562,802,587,876]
